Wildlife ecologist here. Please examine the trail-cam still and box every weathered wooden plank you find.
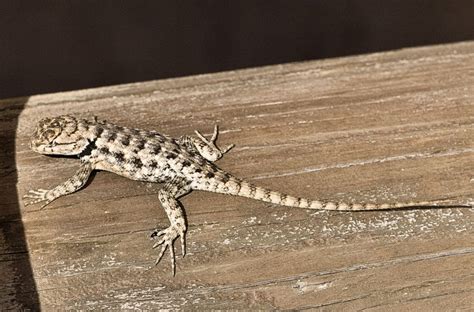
[2,41,473,310]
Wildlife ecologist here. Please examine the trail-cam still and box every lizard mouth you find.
[30,141,80,155]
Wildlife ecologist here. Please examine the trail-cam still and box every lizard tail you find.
[205,178,470,211]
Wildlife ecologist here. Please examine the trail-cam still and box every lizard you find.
[23,115,471,275]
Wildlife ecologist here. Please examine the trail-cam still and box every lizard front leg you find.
[179,125,234,162]
[150,177,191,275]
[23,162,94,209]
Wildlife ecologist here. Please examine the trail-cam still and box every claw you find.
[154,243,168,265]
[180,232,186,257]
[210,125,218,142]
[194,130,208,144]
[150,224,185,276]
[195,125,219,145]
[152,237,166,249]
[169,242,176,276]
[150,229,166,239]
[222,143,235,154]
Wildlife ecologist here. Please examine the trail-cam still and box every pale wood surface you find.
[1,41,473,310]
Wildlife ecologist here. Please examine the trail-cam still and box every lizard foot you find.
[150,224,186,276]
[23,189,53,208]
[194,125,235,161]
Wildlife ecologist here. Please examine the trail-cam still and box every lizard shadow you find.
[0,96,41,310]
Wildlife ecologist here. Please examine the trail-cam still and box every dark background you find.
[1,1,473,99]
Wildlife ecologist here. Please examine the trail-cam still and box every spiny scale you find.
[24,115,470,275]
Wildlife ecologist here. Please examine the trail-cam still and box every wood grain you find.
[2,41,473,310]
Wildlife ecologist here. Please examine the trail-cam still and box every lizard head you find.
[30,115,90,155]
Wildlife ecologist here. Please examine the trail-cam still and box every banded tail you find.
[198,177,471,211]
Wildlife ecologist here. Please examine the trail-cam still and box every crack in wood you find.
[252,147,474,180]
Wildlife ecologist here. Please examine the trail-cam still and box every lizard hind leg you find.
[150,178,191,276]
[180,125,234,162]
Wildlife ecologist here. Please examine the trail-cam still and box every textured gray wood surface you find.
[2,41,473,310]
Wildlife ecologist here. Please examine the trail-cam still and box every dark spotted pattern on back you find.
[114,151,125,162]
[136,139,146,150]
[151,145,161,154]
[166,152,177,160]
[121,136,130,146]
[99,146,109,154]
[130,156,143,168]
[129,128,140,135]
[94,126,104,137]
[108,132,117,142]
